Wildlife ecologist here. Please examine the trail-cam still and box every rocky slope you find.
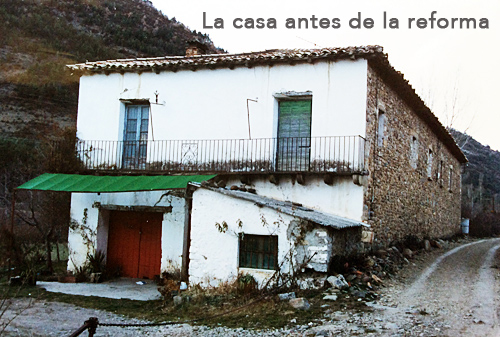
[0,0,222,139]
[450,129,500,215]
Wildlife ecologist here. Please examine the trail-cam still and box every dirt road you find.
[376,238,500,337]
[3,238,500,336]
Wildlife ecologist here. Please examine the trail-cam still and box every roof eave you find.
[366,56,467,164]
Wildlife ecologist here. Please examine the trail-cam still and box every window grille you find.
[239,234,278,270]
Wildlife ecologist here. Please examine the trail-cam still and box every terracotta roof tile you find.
[67,45,384,72]
[66,45,466,163]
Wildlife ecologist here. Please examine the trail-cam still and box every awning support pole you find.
[181,185,194,282]
[9,189,17,279]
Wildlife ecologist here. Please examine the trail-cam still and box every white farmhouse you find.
[20,44,466,286]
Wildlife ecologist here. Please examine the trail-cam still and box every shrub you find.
[87,250,106,274]
[469,212,500,237]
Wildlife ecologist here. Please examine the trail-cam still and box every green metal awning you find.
[17,173,216,193]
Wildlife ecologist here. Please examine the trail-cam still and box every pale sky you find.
[151,0,500,151]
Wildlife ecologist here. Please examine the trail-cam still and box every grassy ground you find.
[1,255,375,329]
[0,281,371,329]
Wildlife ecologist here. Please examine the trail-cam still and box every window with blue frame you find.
[123,105,149,168]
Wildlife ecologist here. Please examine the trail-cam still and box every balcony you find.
[52,136,366,175]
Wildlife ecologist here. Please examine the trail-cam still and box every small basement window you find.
[239,234,278,270]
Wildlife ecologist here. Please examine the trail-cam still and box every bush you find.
[87,250,106,274]
[237,274,257,295]
[469,212,500,237]
[12,243,45,286]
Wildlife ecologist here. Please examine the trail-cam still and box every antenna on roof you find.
[246,98,258,140]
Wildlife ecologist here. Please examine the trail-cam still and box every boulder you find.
[365,256,376,267]
[351,290,368,299]
[430,240,443,249]
[173,295,183,306]
[402,248,413,259]
[278,292,296,301]
[323,294,338,301]
[438,239,449,249]
[376,249,388,258]
[424,240,431,251]
[326,274,349,290]
[390,246,401,254]
[371,274,383,284]
[346,274,357,282]
[289,298,311,310]
[298,277,326,290]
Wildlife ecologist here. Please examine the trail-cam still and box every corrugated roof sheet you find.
[17,173,216,193]
[196,184,368,230]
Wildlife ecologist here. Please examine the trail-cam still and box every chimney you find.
[185,39,207,57]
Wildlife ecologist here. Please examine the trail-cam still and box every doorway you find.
[276,100,312,171]
[107,211,162,279]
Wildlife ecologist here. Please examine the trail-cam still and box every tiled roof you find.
[67,45,384,72]
[67,45,467,163]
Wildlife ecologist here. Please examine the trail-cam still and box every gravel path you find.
[379,238,500,337]
[2,238,500,336]
[318,237,500,337]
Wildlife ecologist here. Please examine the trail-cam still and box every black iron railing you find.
[53,136,366,174]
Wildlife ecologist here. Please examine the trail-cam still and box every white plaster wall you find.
[225,175,364,221]
[67,191,185,273]
[76,60,368,142]
[162,197,185,273]
[68,193,99,271]
[189,188,300,287]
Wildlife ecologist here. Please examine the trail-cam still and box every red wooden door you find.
[107,211,162,279]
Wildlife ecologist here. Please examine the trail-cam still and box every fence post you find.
[68,317,98,337]
[86,317,98,337]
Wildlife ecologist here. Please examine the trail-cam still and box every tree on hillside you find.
[1,130,77,274]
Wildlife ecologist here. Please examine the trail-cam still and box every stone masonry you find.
[363,65,463,247]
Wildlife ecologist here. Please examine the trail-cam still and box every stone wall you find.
[363,65,462,247]
[293,224,361,273]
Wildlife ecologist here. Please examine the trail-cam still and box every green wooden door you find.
[277,100,312,171]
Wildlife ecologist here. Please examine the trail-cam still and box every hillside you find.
[1,0,498,215]
[0,0,222,139]
[450,129,500,214]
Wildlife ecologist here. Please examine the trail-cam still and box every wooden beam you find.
[240,175,251,185]
[93,202,172,213]
[296,173,305,185]
[269,174,279,185]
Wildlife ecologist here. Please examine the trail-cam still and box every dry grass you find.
[0,271,374,330]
